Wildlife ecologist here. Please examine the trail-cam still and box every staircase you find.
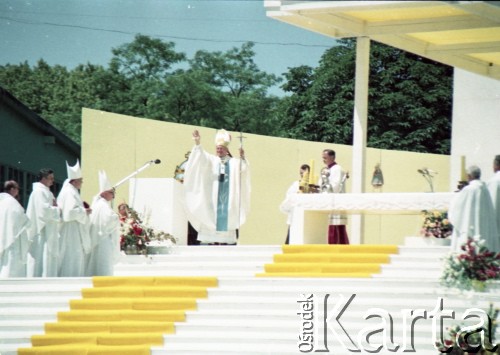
[0,278,92,355]
[1,244,499,355]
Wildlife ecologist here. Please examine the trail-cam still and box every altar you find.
[285,192,455,244]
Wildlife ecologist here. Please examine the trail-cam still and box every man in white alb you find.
[0,180,30,277]
[488,155,500,240]
[86,170,120,276]
[57,160,92,277]
[26,168,61,277]
[449,165,499,252]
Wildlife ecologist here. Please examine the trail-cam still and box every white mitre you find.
[66,159,82,180]
[98,170,113,193]
[215,129,231,147]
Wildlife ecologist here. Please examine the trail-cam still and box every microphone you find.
[219,159,226,182]
[154,159,161,164]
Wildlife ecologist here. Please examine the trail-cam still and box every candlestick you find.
[309,159,315,185]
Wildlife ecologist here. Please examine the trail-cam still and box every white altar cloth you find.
[287,192,455,244]
[285,192,454,214]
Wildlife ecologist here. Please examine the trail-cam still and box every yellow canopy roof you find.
[265,1,500,80]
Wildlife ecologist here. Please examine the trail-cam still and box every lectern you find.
[129,178,187,245]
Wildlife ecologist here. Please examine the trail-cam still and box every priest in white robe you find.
[488,155,500,238]
[0,181,30,277]
[26,168,61,277]
[279,164,310,244]
[449,165,499,252]
[184,129,251,245]
[86,170,120,276]
[57,160,92,277]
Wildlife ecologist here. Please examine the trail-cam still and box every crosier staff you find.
[237,130,246,242]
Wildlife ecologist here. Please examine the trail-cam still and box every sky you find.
[0,0,337,95]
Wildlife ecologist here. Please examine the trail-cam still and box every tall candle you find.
[309,159,315,185]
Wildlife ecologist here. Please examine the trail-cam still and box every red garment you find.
[327,225,349,244]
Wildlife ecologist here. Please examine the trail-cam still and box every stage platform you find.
[1,243,499,355]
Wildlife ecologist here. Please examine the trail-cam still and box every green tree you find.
[188,42,282,134]
[48,63,109,142]
[280,39,453,154]
[0,38,286,142]
[277,65,315,139]
[0,60,129,143]
[152,69,228,126]
[105,34,187,119]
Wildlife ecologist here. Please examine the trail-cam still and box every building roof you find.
[265,1,500,81]
[0,86,80,155]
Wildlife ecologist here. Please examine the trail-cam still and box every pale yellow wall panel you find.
[82,109,450,245]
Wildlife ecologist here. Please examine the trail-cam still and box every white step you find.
[0,331,43,344]
[116,261,266,271]
[0,320,45,332]
[161,245,283,256]
[0,298,71,308]
[156,333,439,354]
[114,269,262,277]
[0,343,32,355]
[0,244,493,355]
[397,245,450,253]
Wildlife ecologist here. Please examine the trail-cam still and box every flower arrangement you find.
[119,206,176,254]
[420,209,453,238]
[435,303,498,354]
[440,236,500,291]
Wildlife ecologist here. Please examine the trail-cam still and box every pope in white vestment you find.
[449,166,499,253]
[26,169,61,277]
[86,170,120,276]
[487,155,500,238]
[0,182,30,277]
[184,129,251,244]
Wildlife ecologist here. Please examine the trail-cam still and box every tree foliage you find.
[0,35,452,154]
[280,39,453,154]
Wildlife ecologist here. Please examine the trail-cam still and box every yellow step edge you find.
[256,272,373,278]
[45,321,175,334]
[273,254,390,263]
[264,263,382,273]
[70,298,198,311]
[31,333,164,347]
[92,276,218,287]
[81,286,208,298]
[19,344,151,355]
[21,276,217,355]
[57,310,186,322]
[281,244,399,254]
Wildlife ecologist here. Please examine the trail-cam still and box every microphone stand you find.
[113,159,161,189]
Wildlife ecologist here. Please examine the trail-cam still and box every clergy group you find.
[0,161,120,278]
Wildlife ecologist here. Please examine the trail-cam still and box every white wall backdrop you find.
[451,69,500,189]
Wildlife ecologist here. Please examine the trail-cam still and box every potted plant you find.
[119,206,176,255]
[420,209,453,246]
[435,303,499,354]
[440,236,500,292]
